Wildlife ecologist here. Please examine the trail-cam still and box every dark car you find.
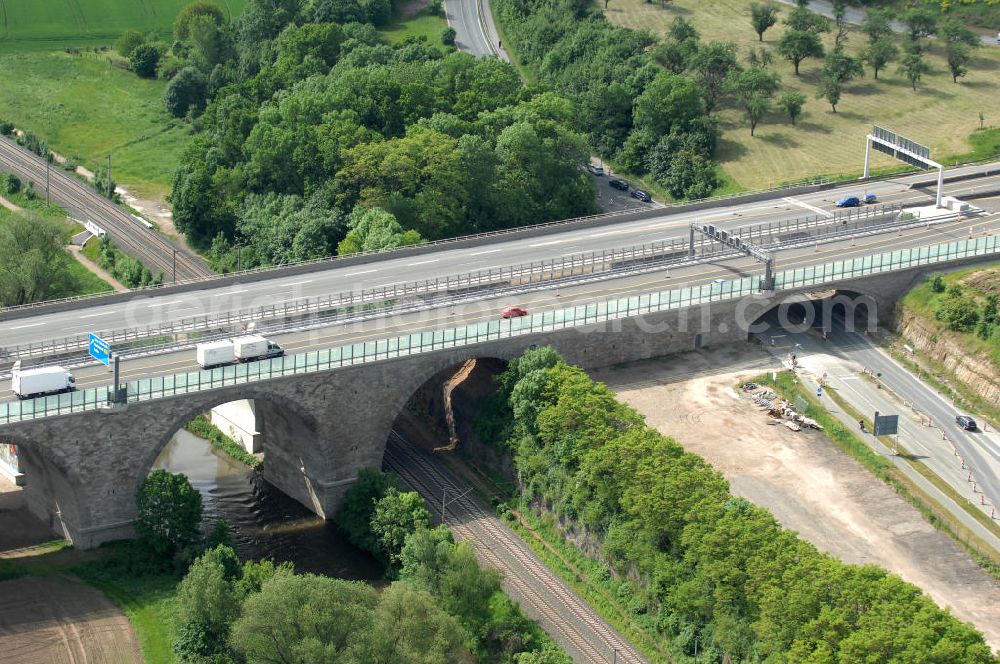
[956,415,977,431]
[609,178,629,191]
[836,195,861,207]
[501,306,528,319]
[863,193,877,204]
[630,189,652,203]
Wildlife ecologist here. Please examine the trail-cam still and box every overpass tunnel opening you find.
[0,436,84,550]
[386,358,510,476]
[748,289,878,345]
[149,398,382,577]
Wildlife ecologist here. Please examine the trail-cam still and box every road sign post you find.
[88,333,110,366]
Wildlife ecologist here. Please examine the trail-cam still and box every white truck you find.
[196,335,284,369]
[12,365,76,399]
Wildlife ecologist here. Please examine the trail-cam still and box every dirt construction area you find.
[596,343,1000,653]
[0,480,142,664]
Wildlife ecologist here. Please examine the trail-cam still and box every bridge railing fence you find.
[2,234,998,426]
[1,204,920,364]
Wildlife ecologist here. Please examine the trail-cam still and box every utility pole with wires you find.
[106,155,112,199]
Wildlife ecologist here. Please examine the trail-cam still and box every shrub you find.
[0,172,22,196]
[0,120,13,136]
[129,44,161,78]
[115,30,146,57]
[931,273,945,293]
[134,469,203,558]
[442,26,457,46]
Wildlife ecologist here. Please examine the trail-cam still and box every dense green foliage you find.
[910,270,1000,354]
[475,347,996,663]
[151,0,595,267]
[495,0,723,198]
[0,210,110,306]
[171,470,569,664]
[135,470,205,559]
[91,235,164,288]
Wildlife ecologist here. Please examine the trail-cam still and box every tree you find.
[335,469,396,555]
[115,30,145,57]
[898,42,930,91]
[230,573,379,664]
[172,545,240,661]
[779,89,806,125]
[336,207,423,255]
[861,37,898,80]
[693,42,740,112]
[746,46,773,68]
[785,7,830,35]
[902,7,937,41]
[862,7,893,41]
[442,26,456,46]
[725,66,780,135]
[946,42,972,83]
[135,470,203,557]
[778,29,825,75]
[832,0,848,49]
[818,48,862,112]
[370,489,431,568]
[366,583,468,664]
[174,0,225,41]
[164,67,208,118]
[129,43,161,78]
[935,295,980,332]
[749,2,778,42]
[632,71,705,136]
[0,213,76,306]
[940,19,980,48]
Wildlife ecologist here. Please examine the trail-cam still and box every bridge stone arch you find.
[142,386,335,519]
[0,431,93,544]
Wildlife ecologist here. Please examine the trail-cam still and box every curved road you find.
[0,136,212,282]
[446,0,509,59]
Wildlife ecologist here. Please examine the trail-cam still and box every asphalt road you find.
[0,136,212,281]
[756,317,1000,551]
[445,0,502,58]
[3,164,999,349]
[4,213,997,402]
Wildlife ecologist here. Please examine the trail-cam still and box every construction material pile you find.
[741,384,823,432]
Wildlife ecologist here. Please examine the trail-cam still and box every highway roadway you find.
[757,318,1000,551]
[444,0,504,59]
[3,164,999,349]
[0,136,212,281]
[3,213,998,402]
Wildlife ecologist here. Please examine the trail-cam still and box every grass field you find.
[0,0,247,53]
[378,8,450,51]
[0,51,192,198]
[602,0,1000,190]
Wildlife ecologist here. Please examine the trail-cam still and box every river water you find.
[153,429,382,581]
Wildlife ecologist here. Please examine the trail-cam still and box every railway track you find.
[384,432,651,664]
[0,136,212,281]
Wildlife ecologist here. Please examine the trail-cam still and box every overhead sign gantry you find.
[864,125,944,207]
[690,223,775,291]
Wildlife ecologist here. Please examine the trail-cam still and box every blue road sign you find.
[89,333,111,365]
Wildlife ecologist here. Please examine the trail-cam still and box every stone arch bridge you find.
[0,258,991,548]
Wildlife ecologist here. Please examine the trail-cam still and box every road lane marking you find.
[80,311,116,319]
[9,322,44,329]
[469,249,503,256]
[783,196,834,218]
[529,239,567,247]
[214,289,248,297]
[344,269,378,276]
[284,280,313,286]
[407,259,440,266]
[18,219,989,390]
[146,300,183,308]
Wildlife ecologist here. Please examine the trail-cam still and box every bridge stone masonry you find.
[1,248,997,548]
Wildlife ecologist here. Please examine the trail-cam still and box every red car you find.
[501,306,528,319]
